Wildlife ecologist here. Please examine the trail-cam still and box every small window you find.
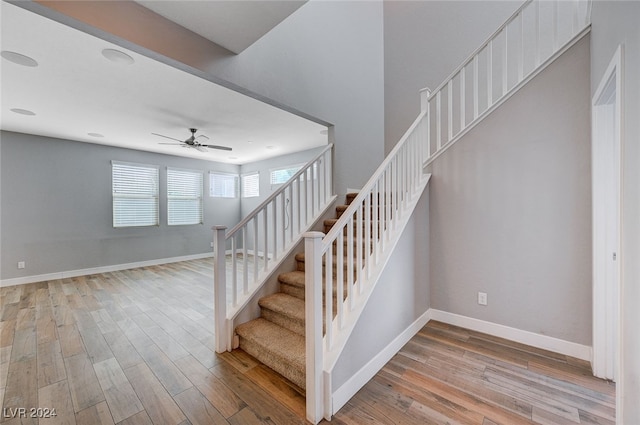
[167,168,203,226]
[270,164,303,185]
[242,172,260,198]
[210,172,238,198]
[112,161,159,228]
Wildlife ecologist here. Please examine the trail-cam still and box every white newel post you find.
[213,226,228,353]
[420,87,432,163]
[304,231,325,424]
[420,87,431,113]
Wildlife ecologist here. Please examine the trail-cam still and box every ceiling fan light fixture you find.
[1,51,38,67]
[10,108,36,116]
[101,48,134,65]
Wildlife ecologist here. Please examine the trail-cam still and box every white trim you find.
[0,252,214,288]
[429,309,592,361]
[591,44,623,382]
[591,44,624,424]
[331,310,432,415]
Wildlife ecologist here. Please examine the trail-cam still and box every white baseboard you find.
[0,252,215,288]
[331,310,431,414]
[428,309,592,361]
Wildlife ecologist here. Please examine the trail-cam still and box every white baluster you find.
[447,79,453,143]
[473,55,479,119]
[487,40,493,107]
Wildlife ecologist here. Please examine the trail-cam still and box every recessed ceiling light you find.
[10,108,36,116]
[88,133,105,138]
[1,51,38,67]
[266,146,275,150]
[101,48,134,65]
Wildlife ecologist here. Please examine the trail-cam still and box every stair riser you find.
[279,281,349,303]
[324,224,387,235]
[280,282,305,300]
[261,309,304,337]
[296,261,361,278]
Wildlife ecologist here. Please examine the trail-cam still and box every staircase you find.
[214,1,592,423]
[234,193,359,390]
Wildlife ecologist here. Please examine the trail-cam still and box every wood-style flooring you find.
[0,259,615,424]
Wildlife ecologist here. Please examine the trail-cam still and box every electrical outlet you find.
[17,261,26,269]
[478,292,488,306]
[210,242,214,248]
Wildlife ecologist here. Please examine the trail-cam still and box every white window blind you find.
[210,172,238,198]
[167,168,203,226]
[242,172,260,198]
[112,161,159,228]
[270,164,303,185]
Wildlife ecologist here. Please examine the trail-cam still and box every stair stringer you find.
[321,174,431,419]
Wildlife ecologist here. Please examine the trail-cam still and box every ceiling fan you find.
[152,128,232,152]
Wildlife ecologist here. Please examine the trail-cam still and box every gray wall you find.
[427,36,592,344]
[590,1,640,422]
[383,0,521,153]
[0,131,240,281]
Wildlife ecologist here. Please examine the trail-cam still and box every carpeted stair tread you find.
[236,318,306,389]
[259,293,305,336]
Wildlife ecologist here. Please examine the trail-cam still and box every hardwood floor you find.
[336,322,615,425]
[1,259,614,424]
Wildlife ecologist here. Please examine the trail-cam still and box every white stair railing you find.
[305,0,592,422]
[304,107,430,423]
[425,0,592,165]
[214,144,334,353]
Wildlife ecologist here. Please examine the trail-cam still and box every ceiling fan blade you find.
[152,133,184,142]
[202,144,233,151]
[194,134,210,141]
[158,142,183,145]
[195,146,208,152]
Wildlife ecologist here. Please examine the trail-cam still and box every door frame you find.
[591,45,622,389]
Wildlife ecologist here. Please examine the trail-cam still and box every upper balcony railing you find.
[424,0,592,165]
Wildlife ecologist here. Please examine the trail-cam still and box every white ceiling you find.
[134,0,306,54]
[0,1,327,165]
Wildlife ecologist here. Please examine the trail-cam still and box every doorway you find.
[591,45,622,383]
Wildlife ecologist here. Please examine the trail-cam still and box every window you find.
[210,172,238,198]
[270,164,303,185]
[112,161,159,228]
[242,172,260,198]
[167,168,203,225]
